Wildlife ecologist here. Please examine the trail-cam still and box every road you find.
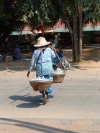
[0,68,100,133]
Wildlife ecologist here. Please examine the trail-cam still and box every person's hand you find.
[27,72,30,77]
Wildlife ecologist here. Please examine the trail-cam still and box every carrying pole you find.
[53,48,66,71]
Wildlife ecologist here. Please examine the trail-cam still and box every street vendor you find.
[27,37,56,105]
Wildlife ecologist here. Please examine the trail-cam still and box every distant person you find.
[13,44,22,60]
[21,38,30,51]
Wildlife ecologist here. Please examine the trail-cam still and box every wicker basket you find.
[53,73,65,83]
[29,80,53,91]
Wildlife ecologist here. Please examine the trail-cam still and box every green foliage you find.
[83,0,100,25]
[0,0,100,43]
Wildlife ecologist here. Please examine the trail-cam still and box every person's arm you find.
[27,51,37,77]
[51,49,56,60]
[47,45,56,60]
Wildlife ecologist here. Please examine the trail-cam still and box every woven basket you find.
[53,73,65,83]
[29,80,53,91]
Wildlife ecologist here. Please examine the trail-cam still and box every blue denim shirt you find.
[28,47,56,77]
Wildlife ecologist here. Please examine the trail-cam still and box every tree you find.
[0,0,100,62]
[28,0,100,62]
[0,0,31,43]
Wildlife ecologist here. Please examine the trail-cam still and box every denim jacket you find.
[28,47,56,77]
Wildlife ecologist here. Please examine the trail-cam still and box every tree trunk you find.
[64,19,74,61]
[66,17,79,62]
[65,6,83,62]
[71,6,82,62]
[78,5,82,61]
[73,16,79,62]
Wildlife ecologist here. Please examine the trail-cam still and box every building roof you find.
[54,26,100,32]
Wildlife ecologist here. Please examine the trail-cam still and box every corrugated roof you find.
[54,26,100,32]
[54,28,69,32]
[10,30,29,35]
[83,26,100,31]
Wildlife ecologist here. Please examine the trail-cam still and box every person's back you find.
[14,47,22,59]
[29,47,55,77]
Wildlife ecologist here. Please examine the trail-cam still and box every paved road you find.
[0,68,100,133]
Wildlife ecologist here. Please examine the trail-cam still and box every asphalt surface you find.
[0,67,100,133]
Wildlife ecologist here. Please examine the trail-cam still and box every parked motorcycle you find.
[53,50,70,70]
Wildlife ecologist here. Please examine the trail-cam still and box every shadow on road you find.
[9,95,53,108]
[0,118,78,133]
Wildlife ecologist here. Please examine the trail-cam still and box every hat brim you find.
[34,42,51,47]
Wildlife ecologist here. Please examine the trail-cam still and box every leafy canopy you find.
[0,0,100,42]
